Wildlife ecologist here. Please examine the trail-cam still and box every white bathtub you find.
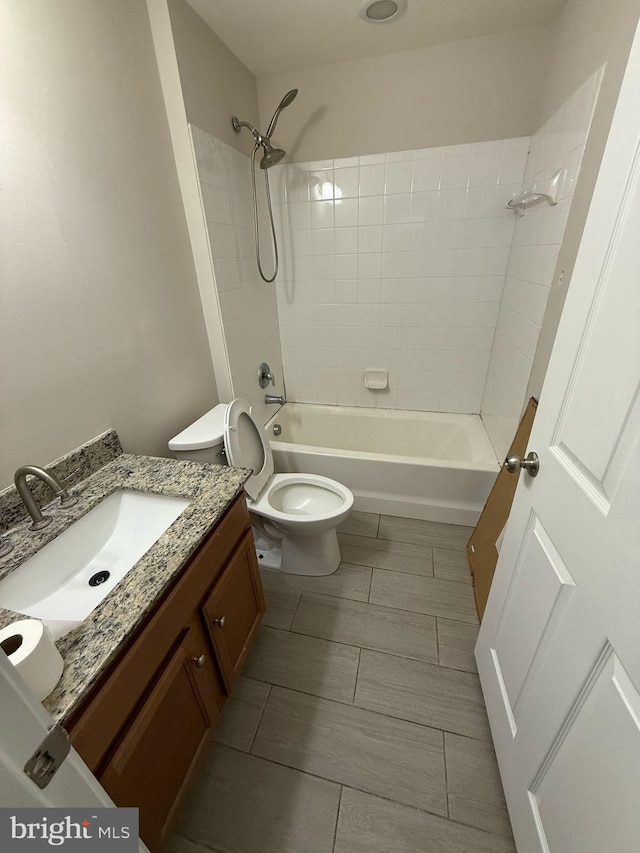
[266,403,500,525]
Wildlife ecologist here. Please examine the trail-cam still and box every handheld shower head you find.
[265,88,298,139]
[260,142,286,169]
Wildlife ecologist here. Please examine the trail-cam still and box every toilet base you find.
[251,520,341,576]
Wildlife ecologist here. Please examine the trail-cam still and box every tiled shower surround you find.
[192,70,599,439]
[272,140,529,412]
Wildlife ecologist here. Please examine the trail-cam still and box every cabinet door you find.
[100,619,218,851]
[202,531,265,692]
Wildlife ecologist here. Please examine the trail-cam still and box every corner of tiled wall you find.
[190,124,286,426]
[480,66,604,460]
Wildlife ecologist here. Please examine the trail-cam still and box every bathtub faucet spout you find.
[265,394,286,405]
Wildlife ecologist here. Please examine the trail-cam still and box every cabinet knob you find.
[192,654,206,668]
[213,616,226,628]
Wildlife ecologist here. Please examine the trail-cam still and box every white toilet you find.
[168,399,354,576]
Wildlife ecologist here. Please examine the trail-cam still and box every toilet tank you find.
[168,404,228,466]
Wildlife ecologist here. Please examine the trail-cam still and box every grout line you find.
[435,616,441,665]
[442,728,450,819]
[352,648,362,705]
[332,786,343,853]
[172,831,226,853]
[248,683,272,755]
[288,590,304,627]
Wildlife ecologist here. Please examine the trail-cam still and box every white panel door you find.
[476,18,640,853]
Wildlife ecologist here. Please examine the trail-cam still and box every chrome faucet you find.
[14,465,78,531]
[265,394,286,405]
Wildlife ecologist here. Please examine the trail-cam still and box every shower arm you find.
[231,117,262,141]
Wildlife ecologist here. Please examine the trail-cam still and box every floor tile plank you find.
[213,678,270,752]
[292,592,438,663]
[437,618,479,673]
[355,649,491,740]
[338,510,380,537]
[433,547,473,584]
[378,516,472,550]
[252,687,447,814]
[175,744,341,853]
[244,626,360,704]
[370,570,479,625]
[338,533,434,576]
[260,570,302,630]
[445,732,514,839]
[334,788,516,853]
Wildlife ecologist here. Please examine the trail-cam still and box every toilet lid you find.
[224,398,274,501]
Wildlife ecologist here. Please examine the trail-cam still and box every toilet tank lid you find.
[168,404,228,451]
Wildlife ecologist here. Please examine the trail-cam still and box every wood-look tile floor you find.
[169,512,515,853]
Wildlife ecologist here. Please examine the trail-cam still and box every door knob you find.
[504,451,540,477]
[213,616,226,628]
[192,654,206,668]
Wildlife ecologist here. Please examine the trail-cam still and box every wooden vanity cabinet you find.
[66,493,264,852]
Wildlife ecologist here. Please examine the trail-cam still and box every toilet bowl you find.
[168,399,353,575]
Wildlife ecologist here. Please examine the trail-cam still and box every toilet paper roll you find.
[0,619,64,701]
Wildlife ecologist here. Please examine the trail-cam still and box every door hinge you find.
[24,723,70,789]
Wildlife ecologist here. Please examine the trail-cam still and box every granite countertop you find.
[0,438,250,724]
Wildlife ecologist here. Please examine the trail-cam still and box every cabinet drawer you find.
[202,532,265,692]
[100,619,216,851]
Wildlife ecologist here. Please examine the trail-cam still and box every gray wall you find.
[168,0,260,155]
[257,26,552,163]
[0,0,218,488]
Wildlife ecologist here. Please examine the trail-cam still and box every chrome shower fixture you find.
[232,89,298,282]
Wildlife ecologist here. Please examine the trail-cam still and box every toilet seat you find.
[223,399,352,524]
[248,473,354,526]
[224,398,274,500]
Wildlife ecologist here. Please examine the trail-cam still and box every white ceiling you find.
[186,0,565,76]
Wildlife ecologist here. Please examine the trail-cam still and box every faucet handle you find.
[258,362,276,388]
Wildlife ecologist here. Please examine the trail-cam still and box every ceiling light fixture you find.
[358,0,407,23]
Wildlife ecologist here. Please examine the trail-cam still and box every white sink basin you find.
[0,490,190,639]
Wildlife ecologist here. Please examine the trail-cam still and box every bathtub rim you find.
[265,402,500,472]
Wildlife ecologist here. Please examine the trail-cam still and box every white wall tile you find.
[358,225,383,254]
[333,166,360,199]
[335,227,358,254]
[383,194,411,224]
[359,164,385,195]
[358,196,384,225]
[409,192,438,222]
[412,157,442,191]
[385,161,413,194]
[335,198,359,227]
[440,155,471,189]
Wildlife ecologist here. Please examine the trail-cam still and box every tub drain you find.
[89,570,110,587]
